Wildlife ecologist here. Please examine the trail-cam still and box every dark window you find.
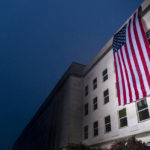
[119,108,127,128]
[93,121,98,136]
[104,89,109,104]
[105,116,111,133]
[84,125,88,139]
[93,97,98,110]
[137,99,150,121]
[103,69,108,81]
[146,30,150,44]
[93,78,97,90]
[84,103,88,116]
[85,85,88,96]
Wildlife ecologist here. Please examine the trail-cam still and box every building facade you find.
[13,0,150,150]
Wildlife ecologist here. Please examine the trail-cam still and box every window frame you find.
[136,98,150,122]
[104,115,111,133]
[102,68,108,82]
[103,89,109,104]
[118,108,128,128]
[84,125,88,139]
[93,97,98,111]
[84,103,88,116]
[85,85,88,96]
[93,121,98,137]
[93,77,97,90]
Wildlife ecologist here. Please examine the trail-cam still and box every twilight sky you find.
[0,0,143,149]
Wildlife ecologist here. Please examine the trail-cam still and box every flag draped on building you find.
[113,7,150,106]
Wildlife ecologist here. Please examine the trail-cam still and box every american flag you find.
[113,7,150,106]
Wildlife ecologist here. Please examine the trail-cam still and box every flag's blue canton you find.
[113,25,127,53]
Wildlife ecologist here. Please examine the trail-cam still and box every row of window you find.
[84,89,109,116]
[84,99,150,139]
[85,69,108,96]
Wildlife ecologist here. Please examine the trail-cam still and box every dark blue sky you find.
[0,0,143,149]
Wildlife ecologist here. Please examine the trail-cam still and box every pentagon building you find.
[13,0,150,149]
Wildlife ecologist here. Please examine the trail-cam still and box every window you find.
[84,103,88,116]
[84,125,88,139]
[104,89,109,104]
[119,108,127,128]
[137,99,150,121]
[146,30,150,44]
[103,69,108,81]
[93,97,98,110]
[85,85,88,96]
[93,78,97,89]
[105,116,111,133]
[93,121,98,136]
